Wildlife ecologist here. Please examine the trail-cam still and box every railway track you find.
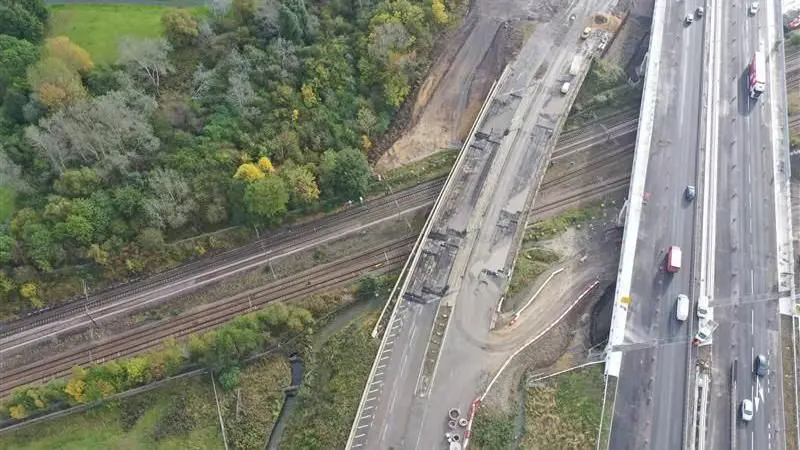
[6,53,800,395]
[0,180,442,340]
[0,237,416,397]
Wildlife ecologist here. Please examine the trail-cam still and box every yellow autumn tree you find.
[27,57,87,109]
[8,404,26,420]
[19,282,43,308]
[361,135,373,152]
[431,0,449,24]
[234,163,264,181]
[301,84,317,107]
[257,156,275,173]
[45,36,94,73]
[64,367,87,404]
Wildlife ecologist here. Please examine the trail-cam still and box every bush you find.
[1,303,315,423]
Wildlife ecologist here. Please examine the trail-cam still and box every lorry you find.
[748,51,766,98]
[666,245,682,273]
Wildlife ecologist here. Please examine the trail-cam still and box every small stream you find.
[265,354,304,450]
[265,299,379,449]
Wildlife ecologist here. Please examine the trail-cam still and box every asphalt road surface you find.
[705,2,785,449]
[348,0,617,447]
[608,1,706,448]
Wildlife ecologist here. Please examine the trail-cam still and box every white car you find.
[685,14,694,24]
[741,399,754,422]
[696,295,710,319]
[560,82,571,95]
[676,294,689,321]
[581,27,591,39]
[748,2,759,15]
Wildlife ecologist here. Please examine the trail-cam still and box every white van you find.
[676,294,689,321]
[696,295,710,319]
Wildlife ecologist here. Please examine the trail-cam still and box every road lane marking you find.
[357,423,370,429]
[366,396,377,402]
[369,388,380,394]
[363,405,375,412]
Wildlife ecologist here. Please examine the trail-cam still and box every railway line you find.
[0,180,442,340]
[0,236,416,397]
[5,52,800,397]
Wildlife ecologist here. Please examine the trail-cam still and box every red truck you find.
[666,245,682,273]
[748,51,766,99]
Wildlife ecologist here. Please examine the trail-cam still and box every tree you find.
[162,9,199,47]
[280,163,319,206]
[136,227,165,253]
[0,233,14,265]
[117,37,173,94]
[317,149,338,196]
[25,88,159,173]
[45,36,93,73]
[55,214,94,246]
[226,71,256,114]
[143,168,197,230]
[331,148,370,200]
[53,167,101,197]
[217,365,241,390]
[233,162,264,181]
[26,57,87,109]
[431,0,448,25]
[243,174,288,225]
[209,0,232,18]
[0,3,43,42]
[257,156,274,173]
[0,34,38,89]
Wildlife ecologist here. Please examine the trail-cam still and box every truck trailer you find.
[748,51,766,99]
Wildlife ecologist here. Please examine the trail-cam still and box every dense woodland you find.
[0,0,459,316]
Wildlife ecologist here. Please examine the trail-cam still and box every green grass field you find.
[48,5,203,64]
[3,357,289,450]
[521,365,605,449]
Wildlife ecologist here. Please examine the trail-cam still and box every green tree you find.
[0,34,38,90]
[280,163,319,207]
[55,214,94,246]
[331,148,370,200]
[53,167,101,197]
[243,174,289,225]
[162,9,199,47]
[136,227,165,253]
[356,274,381,301]
[0,3,44,42]
[217,365,241,390]
[0,233,14,265]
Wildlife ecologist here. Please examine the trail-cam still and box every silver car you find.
[741,399,754,422]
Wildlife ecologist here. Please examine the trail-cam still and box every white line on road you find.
[363,405,375,412]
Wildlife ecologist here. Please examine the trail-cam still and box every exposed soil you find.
[481,196,624,413]
[374,0,584,171]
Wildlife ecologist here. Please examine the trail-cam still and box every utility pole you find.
[82,280,97,329]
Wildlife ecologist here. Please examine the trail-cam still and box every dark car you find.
[755,354,768,377]
[685,185,696,201]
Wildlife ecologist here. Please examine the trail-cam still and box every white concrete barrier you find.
[604,0,669,377]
